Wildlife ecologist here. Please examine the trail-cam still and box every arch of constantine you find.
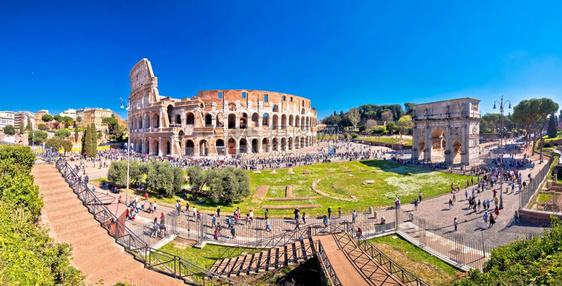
[411,98,480,167]
[127,58,318,157]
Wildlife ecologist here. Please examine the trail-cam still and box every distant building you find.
[0,111,15,130]
[14,111,35,130]
[76,109,85,122]
[82,108,114,131]
[34,110,50,128]
[60,108,77,119]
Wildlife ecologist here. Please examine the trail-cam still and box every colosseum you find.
[127,58,318,157]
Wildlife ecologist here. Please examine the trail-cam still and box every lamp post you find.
[493,95,511,210]
[120,98,130,207]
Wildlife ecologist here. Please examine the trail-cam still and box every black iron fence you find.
[55,159,247,286]
[520,155,554,209]
[315,240,343,286]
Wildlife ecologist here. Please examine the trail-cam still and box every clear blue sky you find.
[2,1,562,120]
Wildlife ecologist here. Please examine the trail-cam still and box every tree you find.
[364,119,377,131]
[187,164,205,192]
[45,137,63,150]
[534,98,558,162]
[548,113,558,138]
[512,101,538,150]
[205,167,250,205]
[3,124,15,135]
[404,103,415,115]
[81,124,97,158]
[31,131,48,144]
[61,140,73,153]
[102,116,119,135]
[61,116,74,128]
[0,145,84,285]
[41,114,53,130]
[146,161,174,197]
[76,116,82,124]
[386,121,398,134]
[172,167,186,194]
[397,115,413,135]
[37,123,46,130]
[347,108,361,131]
[54,129,71,139]
[381,110,394,123]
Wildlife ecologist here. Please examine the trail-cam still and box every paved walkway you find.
[399,152,549,247]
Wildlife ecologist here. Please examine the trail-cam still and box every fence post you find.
[395,207,400,232]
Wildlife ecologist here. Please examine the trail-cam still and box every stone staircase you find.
[210,237,316,277]
[32,164,184,286]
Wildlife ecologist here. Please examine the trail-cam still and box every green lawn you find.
[359,136,412,146]
[98,159,476,218]
[369,235,461,286]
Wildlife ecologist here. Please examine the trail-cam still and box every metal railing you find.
[55,159,247,286]
[356,234,428,286]
[520,155,554,209]
[34,146,61,163]
[315,240,343,286]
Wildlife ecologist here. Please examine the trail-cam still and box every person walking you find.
[323,215,329,228]
[414,198,419,211]
[338,207,342,218]
[328,206,332,219]
[302,212,306,224]
[217,206,221,217]
[418,192,423,202]
[454,217,458,231]
[185,202,190,215]
[265,218,272,232]
[295,218,300,230]
[352,210,357,224]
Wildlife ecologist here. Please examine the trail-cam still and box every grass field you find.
[97,159,476,218]
[359,136,413,146]
[369,235,462,285]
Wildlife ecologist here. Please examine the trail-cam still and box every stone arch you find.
[281,137,287,151]
[281,114,287,130]
[165,140,171,155]
[289,115,294,127]
[216,139,225,155]
[228,103,236,111]
[417,140,425,160]
[228,138,236,154]
[186,112,195,125]
[272,138,279,151]
[262,113,269,127]
[251,138,258,153]
[431,128,446,163]
[228,114,236,129]
[143,114,149,129]
[262,138,269,152]
[288,137,293,150]
[205,114,212,126]
[239,138,248,153]
[143,138,149,154]
[273,105,279,112]
[151,139,159,155]
[178,130,185,152]
[216,113,223,127]
[453,140,462,164]
[199,140,208,156]
[300,116,305,129]
[152,114,160,128]
[295,115,300,129]
[175,114,182,125]
[185,140,194,156]
[300,137,305,149]
[167,105,174,125]
[240,113,248,129]
[272,114,279,129]
[252,113,259,127]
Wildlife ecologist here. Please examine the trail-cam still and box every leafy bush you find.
[3,124,15,135]
[108,160,184,198]
[54,129,71,139]
[45,137,63,150]
[61,140,73,152]
[351,132,359,138]
[0,145,84,284]
[31,130,48,144]
[453,217,562,285]
[371,126,386,134]
[187,164,205,192]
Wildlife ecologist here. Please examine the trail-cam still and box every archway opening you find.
[228,114,236,129]
[252,113,259,128]
[239,138,247,153]
[165,140,171,155]
[281,114,287,130]
[453,140,462,164]
[185,140,194,156]
[175,114,181,125]
[205,114,212,126]
[186,113,195,125]
[262,138,269,152]
[228,138,236,155]
[216,139,225,155]
[167,105,174,126]
[281,138,287,151]
[240,113,248,129]
[153,114,160,128]
[418,140,425,161]
[272,138,279,151]
[262,114,269,127]
[430,129,445,163]
[252,139,258,153]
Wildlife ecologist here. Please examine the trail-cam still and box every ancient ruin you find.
[411,98,480,166]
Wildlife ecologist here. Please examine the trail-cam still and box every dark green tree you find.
[81,124,97,158]
[3,124,15,135]
[547,113,558,138]
[41,114,53,130]
[205,167,250,205]
[146,161,174,197]
[54,129,71,139]
[102,116,119,135]
[172,167,186,194]
[31,130,48,144]
[61,140,73,153]
[45,137,63,150]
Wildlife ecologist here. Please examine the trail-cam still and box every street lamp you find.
[493,95,511,210]
[120,98,131,207]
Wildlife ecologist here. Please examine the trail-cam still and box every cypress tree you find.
[547,113,558,138]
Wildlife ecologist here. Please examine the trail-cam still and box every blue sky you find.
[2,1,562,119]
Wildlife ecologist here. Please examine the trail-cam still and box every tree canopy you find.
[3,124,15,135]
